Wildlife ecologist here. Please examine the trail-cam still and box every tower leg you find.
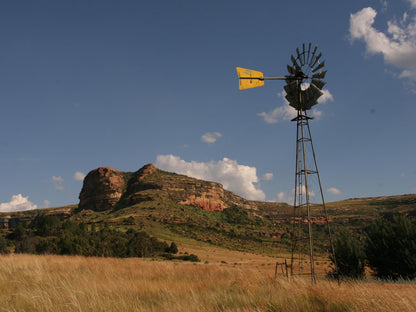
[290,111,335,283]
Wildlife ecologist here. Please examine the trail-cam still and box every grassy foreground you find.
[0,254,415,312]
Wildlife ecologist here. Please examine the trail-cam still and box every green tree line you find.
[330,215,416,280]
[1,215,179,258]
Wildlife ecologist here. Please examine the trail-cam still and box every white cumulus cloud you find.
[319,89,334,103]
[350,6,416,81]
[73,171,86,181]
[292,185,316,197]
[327,187,342,195]
[407,0,416,8]
[0,194,38,212]
[201,132,222,144]
[156,154,266,201]
[277,192,288,202]
[262,173,274,181]
[52,176,64,191]
[258,104,296,124]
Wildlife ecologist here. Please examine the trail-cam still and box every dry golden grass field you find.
[1,250,415,312]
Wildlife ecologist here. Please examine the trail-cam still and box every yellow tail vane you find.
[236,67,265,90]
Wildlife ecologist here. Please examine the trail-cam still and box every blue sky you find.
[1,0,416,211]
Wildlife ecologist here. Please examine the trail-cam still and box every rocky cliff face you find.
[78,164,258,212]
[78,167,127,212]
[0,206,74,229]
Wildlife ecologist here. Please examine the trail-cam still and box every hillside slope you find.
[1,164,415,255]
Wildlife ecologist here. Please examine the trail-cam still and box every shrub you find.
[177,254,200,262]
[5,217,176,259]
[166,242,178,254]
[32,215,61,236]
[0,236,10,254]
[329,229,365,279]
[223,206,250,224]
[365,215,416,280]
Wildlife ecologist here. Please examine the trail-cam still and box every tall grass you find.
[0,254,415,311]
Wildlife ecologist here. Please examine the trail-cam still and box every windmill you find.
[236,43,336,283]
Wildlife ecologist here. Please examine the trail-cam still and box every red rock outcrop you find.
[78,163,259,213]
[180,191,226,211]
[78,167,126,211]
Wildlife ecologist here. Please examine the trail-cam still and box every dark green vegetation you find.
[3,214,181,259]
[329,229,366,279]
[0,165,415,278]
[365,215,416,280]
[329,215,416,280]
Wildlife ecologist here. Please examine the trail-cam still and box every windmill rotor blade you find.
[296,48,304,66]
[309,46,318,66]
[302,43,306,65]
[311,52,322,68]
[312,60,325,73]
[287,64,296,75]
[301,90,315,110]
[301,84,322,110]
[289,102,300,110]
[285,89,298,102]
[284,81,299,107]
[287,96,299,110]
[311,79,326,89]
[284,80,298,92]
[312,70,327,79]
[291,55,301,70]
[284,90,298,103]
[308,82,324,99]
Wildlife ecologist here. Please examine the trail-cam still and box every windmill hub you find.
[295,70,307,80]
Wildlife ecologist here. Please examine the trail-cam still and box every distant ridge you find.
[0,163,414,255]
[78,163,264,213]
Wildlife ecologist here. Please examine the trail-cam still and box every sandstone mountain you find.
[1,163,415,255]
[78,163,264,213]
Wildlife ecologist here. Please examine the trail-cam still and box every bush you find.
[176,254,201,262]
[161,253,200,262]
[32,215,61,236]
[329,229,365,279]
[5,217,177,259]
[0,236,10,254]
[166,242,178,254]
[365,215,416,280]
[223,206,250,224]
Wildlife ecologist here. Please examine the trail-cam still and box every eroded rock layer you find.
[78,164,257,212]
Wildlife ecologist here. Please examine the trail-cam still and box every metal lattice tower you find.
[237,43,337,283]
[290,109,335,283]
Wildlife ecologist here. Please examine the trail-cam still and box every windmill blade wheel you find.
[285,43,326,111]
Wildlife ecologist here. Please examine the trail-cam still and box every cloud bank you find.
[0,194,38,212]
[156,155,266,201]
[350,6,416,81]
